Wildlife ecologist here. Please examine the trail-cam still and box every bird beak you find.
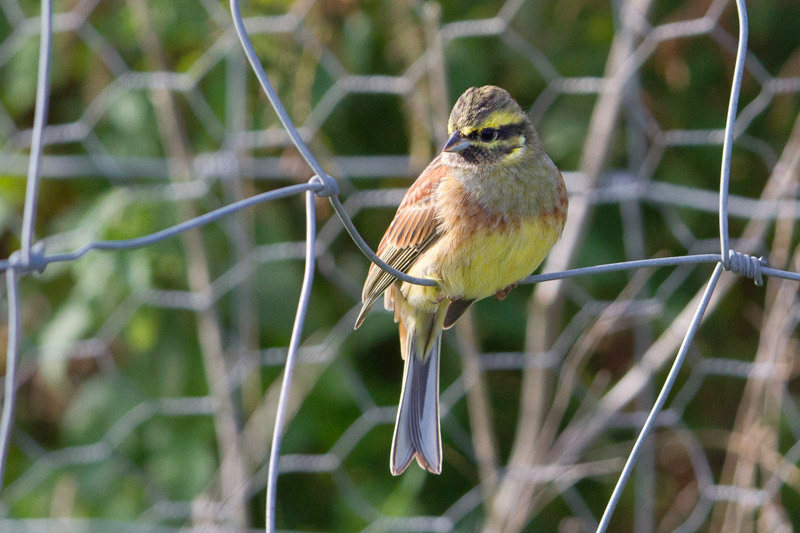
[443,131,471,153]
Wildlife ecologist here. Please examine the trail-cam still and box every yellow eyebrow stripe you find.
[462,109,526,134]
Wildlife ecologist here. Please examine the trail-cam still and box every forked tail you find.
[390,322,442,475]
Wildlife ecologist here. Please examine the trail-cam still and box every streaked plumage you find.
[355,86,568,475]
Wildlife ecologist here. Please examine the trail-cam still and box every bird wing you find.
[354,158,448,328]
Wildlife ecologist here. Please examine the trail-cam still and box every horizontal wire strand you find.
[0,0,798,531]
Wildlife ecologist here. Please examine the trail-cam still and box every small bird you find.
[354,86,568,475]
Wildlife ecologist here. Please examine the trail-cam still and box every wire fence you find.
[1,0,800,531]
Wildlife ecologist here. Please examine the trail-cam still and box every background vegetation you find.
[1,0,800,531]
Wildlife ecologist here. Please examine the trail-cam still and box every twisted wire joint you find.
[727,250,766,286]
[7,242,47,275]
[309,175,339,197]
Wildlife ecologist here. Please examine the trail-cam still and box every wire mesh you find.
[1,0,800,531]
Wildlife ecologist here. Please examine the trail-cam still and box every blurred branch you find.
[488,0,655,528]
[455,310,499,501]
[209,312,357,510]
[223,37,263,417]
[2,0,800,530]
[522,263,657,524]
[711,163,800,532]
[423,1,450,148]
[128,0,248,528]
[547,109,800,499]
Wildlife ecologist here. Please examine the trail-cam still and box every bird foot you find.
[495,282,517,301]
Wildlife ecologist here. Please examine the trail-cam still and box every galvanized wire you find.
[718,0,748,270]
[19,0,51,268]
[0,269,20,485]
[265,189,317,531]
[597,264,723,532]
[0,0,799,531]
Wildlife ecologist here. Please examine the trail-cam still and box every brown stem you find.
[455,309,500,499]
[129,1,248,527]
[487,0,655,529]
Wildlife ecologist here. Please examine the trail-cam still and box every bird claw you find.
[430,294,463,305]
[495,282,517,301]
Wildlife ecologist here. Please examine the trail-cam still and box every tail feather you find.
[391,316,442,475]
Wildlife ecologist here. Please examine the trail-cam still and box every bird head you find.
[443,85,532,166]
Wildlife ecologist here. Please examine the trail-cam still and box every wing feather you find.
[354,158,449,328]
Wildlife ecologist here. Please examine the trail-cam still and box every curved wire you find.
[265,190,316,531]
[0,0,51,494]
[719,0,749,269]
[596,264,723,532]
[521,254,721,284]
[3,0,799,529]
[228,0,437,288]
[20,0,53,266]
[0,270,21,485]
[228,0,337,196]
[44,183,319,265]
[329,196,438,286]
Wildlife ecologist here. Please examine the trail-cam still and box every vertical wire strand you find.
[0,269,21,486]
[0,0,791,529]
[719,0,748,269]
[228,0,336,194]
[20,0,53,265]
[227,0,434,288]
[596,263,723,533]
[265,190,317,532]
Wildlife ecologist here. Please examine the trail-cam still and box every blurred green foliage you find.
[1,0,799,531]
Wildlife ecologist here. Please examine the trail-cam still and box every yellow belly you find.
[403,216,562,311]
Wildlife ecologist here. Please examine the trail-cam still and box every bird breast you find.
[403,173,566,306]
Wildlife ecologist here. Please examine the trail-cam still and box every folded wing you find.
[355,159,448,328]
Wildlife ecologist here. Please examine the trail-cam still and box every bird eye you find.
[480,128,498,142]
